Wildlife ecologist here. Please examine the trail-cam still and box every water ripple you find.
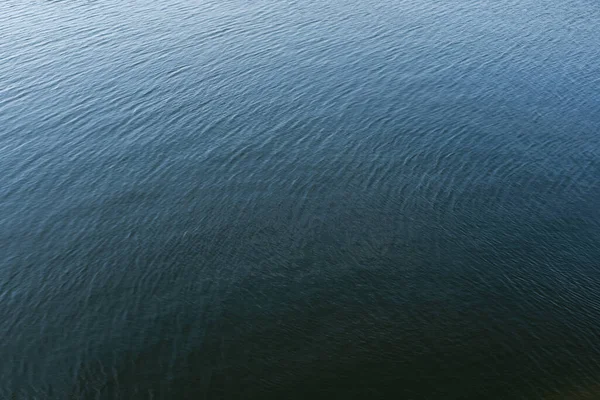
[2,0,600,398]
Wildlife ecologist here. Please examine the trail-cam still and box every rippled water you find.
[1,0,600,398]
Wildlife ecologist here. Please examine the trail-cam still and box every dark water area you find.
[1,0,600,398]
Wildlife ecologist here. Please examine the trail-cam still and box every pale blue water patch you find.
[1,0,600,398]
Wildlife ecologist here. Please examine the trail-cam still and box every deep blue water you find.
[1,0,600,398]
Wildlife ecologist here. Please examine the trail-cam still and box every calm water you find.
[1,0,600,398]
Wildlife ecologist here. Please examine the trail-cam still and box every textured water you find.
[1,0,600,398]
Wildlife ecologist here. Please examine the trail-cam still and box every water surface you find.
[1,0,600,398]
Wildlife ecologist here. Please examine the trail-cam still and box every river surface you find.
[1,0,600,398]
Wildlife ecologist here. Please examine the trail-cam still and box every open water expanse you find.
[1,0,600,398]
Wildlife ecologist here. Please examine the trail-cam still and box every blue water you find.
[1,0,600,398]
